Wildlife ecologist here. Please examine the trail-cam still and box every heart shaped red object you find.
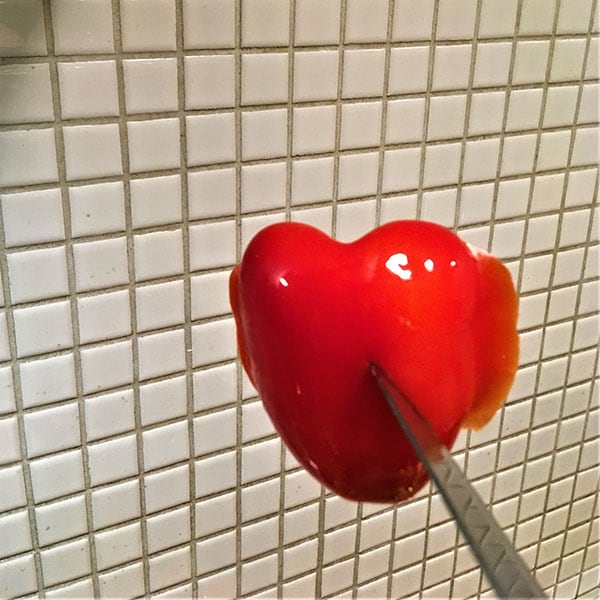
[230,221,519,503]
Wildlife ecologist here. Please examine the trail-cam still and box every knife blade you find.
[370,363,546,599]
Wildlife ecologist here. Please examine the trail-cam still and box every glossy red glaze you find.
[230,221,519,503]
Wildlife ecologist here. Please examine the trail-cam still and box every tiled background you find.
[0,0,598,598]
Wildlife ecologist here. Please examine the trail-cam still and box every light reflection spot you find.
[279,276,289,287]
[386,253,412,281]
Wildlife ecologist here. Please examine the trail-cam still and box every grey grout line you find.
[284,3,296,228]
[153,522,600,600]
[276,4,297,596]
[509,0,599,577]
[488,0,563,560]
[0,34,598,90]
[472,0,527,584]
[373,0,396,230]
[0,29,597,62]
[574,481,599,598]
[385,507,399,599]
[337,5,366,599]
[313,1,349,594]
[451,0,483,234]
[40,472,600,543]
[514,3,577,296]
[0,339,598,432]
[0,187,45,595]
[447,1,487,594]
[329,0,348,242]
[173,1,198,597]
[2,106,597,136]
[380,3,398,595]
[2,386,597,483]
[414,0,441,220]
[1,81,599,136]
[233,0,244,597]
[415,2,441,595]
[276,0,296,597]
[313,486,328,598]
[2,130,599,200]
[41,2,101,596]
[350,501,364,599]
[2,479,598,575]
[0,265,596,331]
[530,185,598,575]
[0,4,59,597]
[1,463,598,598]
[109,1,152,596]
[485,0,525,268]
[552,343,599,597]
[465,0,536,593]
[0,198,596,262]
[0,182,598,253]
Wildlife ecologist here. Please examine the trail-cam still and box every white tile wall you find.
[0,0,598,598]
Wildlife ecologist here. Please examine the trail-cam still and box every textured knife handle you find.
[371,365,546,599]
[428,453,545,599]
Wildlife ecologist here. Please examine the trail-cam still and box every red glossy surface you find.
[230,221,519,503]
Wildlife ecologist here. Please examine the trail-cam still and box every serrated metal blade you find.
[370,363,545,599]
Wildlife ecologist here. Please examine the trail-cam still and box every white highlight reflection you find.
[386,253,412,280]
[279,277,289,287]
[424,258,434,272]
